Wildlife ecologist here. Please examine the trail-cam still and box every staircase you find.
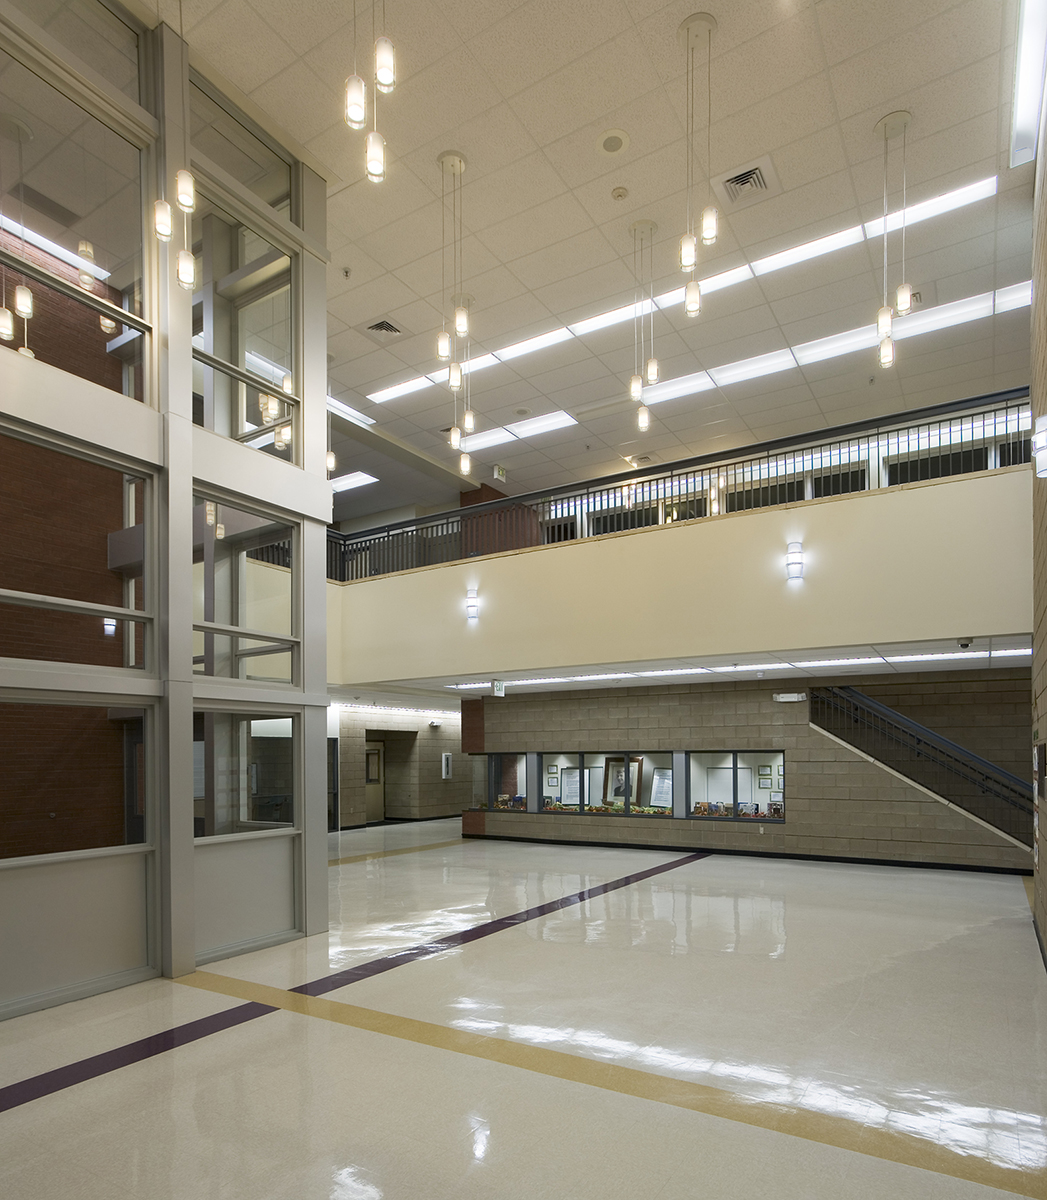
[809,685,1034,847]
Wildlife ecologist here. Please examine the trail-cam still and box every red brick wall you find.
[0,432,128,666]
[0,704,129,858]
[0,228,126,393]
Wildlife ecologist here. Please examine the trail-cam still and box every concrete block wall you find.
[478,672,1031,871]
[336,706,470,827]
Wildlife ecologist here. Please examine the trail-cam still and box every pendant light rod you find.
[873,109,911,367]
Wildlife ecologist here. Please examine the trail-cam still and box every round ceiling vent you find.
[597,128,630,157]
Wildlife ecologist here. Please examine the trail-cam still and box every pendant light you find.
[100,315,117,334]
[677,13,717,315]
[439,150,474,454]
[177,249,195,290]
[345,0,366,129]
[0,144,11,341]
[449,424,461,449]
[282,372,293,394]
[327,451,337,473]
[7,126,33,355]
[14,284,31,318]
[460,452,471,476]
[0,308,13,341]
[366,130,385,182]
[630,219,657,427]
[637,404,651,432]
[175,169,195,213]
[77,239,95,290]
[454,305,469,336]
[437,330,450,360]
[874,110,910,370]
[463,408,475,434]
[154,199,173,241]
[896,119,912,314]
[448,360,463,391]
[375,36,395,93]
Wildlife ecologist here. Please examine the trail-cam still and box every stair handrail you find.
[814,685,1033,812]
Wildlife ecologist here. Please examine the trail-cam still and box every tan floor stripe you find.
[177,970,1046,1198]
[328,838,463,867]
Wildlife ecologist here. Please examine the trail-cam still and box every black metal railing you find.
[326,387,1030,583]
[809,685,1033,845]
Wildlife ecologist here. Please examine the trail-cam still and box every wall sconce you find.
[786,541,804,581]
[1034,417,1047,477]
[466,588,479,620]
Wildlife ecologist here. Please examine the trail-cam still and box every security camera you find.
[957,638,972,650]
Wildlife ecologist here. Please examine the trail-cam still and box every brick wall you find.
[478,672,1031,871]
[0,432,129,667]
[0,704,129,858]
[336,707,471,827]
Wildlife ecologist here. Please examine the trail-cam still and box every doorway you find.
[364,740,385,823]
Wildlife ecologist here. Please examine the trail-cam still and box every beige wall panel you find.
[334,470,1032,687]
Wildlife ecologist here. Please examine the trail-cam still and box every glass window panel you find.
[193,712,295,837]
[689,752,735,818]
[736,751,785,820]
[0,48,143,397]
[7,0,139,100]
[541,753,580,812]
[584,752,636,814]
[0,702,145,859]
[189,83,291,212]
[489,753,526,810]
[631,751,673,815]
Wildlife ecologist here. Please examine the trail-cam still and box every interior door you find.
[364,740,385,823]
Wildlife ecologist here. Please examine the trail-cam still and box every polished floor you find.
[1,819,1046,1199]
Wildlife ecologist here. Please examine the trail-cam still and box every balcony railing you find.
[326,387,1030,583]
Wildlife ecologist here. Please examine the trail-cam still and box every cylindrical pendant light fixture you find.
[701,206,718,245]
[646,357,659,386]
[205,500,216,526]
[366,130,385,182]
[175,169,195,213]
[629,373,643,401]
[449,425,461,449]
[154,199,173,241]
[437,330,450,360]
[685,280,701,317]
[100,315,117,334]
[177,249,195,291]
[877,305,892,340]
[282,372,293,394]
[344,74,366,129]
[454,305,469,336]
[448,361,463,391]
[77,240,95,290]
[679,233,697,272]
[327,450,337,473]
[14,285,32,318]
[375,37,395,92]
[463,409,475,433]
[637,404,650,432]
[896,282,912,315]
[0,307,13,340]
[459,452,471,476]
[878,335,895,368]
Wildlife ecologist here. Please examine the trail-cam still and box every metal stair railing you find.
[809,685,1033,845]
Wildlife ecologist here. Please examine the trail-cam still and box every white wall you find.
[329,469,1032,687]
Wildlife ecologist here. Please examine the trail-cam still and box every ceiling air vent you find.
[711,155,782,212]
[354,315,409,345]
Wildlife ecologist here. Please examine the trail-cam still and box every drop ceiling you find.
[120,1,1047,513]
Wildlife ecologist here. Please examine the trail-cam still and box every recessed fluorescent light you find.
[708,348,798,386]
[885,651,990,663]
[642,371,716,404]
[569,299,651,337]
[635,667,711,677]
[700,264,755,294]
[894,292,994,339]
[864,177,997,239]
[495,327,573,360]
[331,471,379,492]
[793,325,879,366]
[751,226,864,276]
[447,682,492,689]
[991,647,1032,657]
[1012,0,1047,166]
[654,286,686,308]
[507,410,577,437]
[709,663,791,673]
[566,672,635,682]
[327,396,376,426]
[341,704,458,718]
[463,354,499,374]
[0,215,110,280]
[995,281,1033,312]
[367,376,432,403]
[461,427,517,451]
[792,656,884,668]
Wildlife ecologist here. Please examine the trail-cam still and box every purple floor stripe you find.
[0,849,707,1111]
[292,851,708,998]
[0,1001,273,1114]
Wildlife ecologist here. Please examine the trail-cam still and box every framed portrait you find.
[603,756,642,803]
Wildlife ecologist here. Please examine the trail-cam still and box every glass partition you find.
[0,701,145,859]
[192,496,296,683]
[541,753,581,811]
[631,751,673,814]
[488,753,526,810]
[689,751,736,818]
[0,48,144,398]
[736,750,785,819]
[689,751,785,820]
[193,712,295,837]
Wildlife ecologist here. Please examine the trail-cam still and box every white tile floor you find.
[1,819,1045,1199]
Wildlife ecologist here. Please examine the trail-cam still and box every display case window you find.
[489,753,526,810]
[630,752,673,815]
[689,751,785,820]
[541,754,581,812]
